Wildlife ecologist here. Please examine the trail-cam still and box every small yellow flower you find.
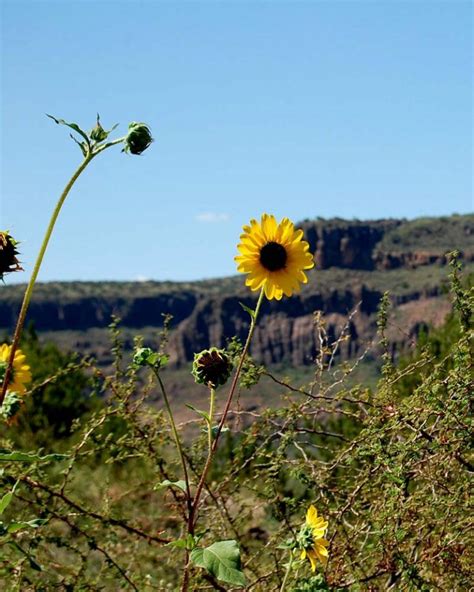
[0,344,32,395]
[298,505,329,572]
[235,214,314,300]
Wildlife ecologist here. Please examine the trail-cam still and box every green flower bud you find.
[0,231,23,280]
[123,122,153,155]
[90,116,108,143]
[192,348,233,389]
[133,347,168,370]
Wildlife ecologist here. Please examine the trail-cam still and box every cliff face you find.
[1,215,472,367]
[300,219,401,270]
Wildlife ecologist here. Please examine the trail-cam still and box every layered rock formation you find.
[1,215,472,367]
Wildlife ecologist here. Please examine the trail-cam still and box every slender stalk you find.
[207,387,216,455]
[188,287,265,532]
[0,136,127,406]
[279,551,295,592]
[153,370,192,514]
[1,154,93,404]
[179,288,265,592]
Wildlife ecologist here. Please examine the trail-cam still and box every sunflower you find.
[297,505,329,572]
[235,214,314,300]
[0,344,32,395]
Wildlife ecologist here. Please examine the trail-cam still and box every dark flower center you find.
[259,241,287,272]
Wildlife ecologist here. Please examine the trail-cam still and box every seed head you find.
[0,232,23,280]
[192,348,233,389]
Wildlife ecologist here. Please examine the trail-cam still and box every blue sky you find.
[1,0,472,283]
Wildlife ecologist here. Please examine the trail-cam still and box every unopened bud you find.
[123,122,153,155]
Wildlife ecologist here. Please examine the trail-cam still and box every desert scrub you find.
[0,266,472,589]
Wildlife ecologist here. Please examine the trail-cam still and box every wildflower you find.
[235,214,314,300]
[297,505,329,571]
[192,348,233,388]
[0,344,32,396]
[0,231,23,280]
[123,122,153,155]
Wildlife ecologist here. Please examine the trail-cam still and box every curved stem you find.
[279,550,295,592]
[1,154,94,404]
[153,370,192,514]
[188,287,265,533]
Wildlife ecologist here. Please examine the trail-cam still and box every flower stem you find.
[207,387,215,455]
[153,370,192,514]
[188,287,265,532]
[0,153,94,405]
[279,551,295,592]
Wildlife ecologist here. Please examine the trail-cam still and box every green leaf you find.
[7,519,48,533]
[185,404,210,423]
[201,425,230,439]
[167,533,198,550]
[0,492,13,515]
[0,451,68,463]
[190,540,246,587]
[46,114,90,145]
[239,302,256,320]
[155,479,187,493]
[0,480,18,515]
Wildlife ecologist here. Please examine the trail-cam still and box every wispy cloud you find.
[195,212,230,223]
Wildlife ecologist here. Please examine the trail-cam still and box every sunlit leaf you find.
[190,540,246,586]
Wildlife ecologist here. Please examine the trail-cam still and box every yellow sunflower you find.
[235,214,314,300]
[298,505,329,572]
[0,344,32,395]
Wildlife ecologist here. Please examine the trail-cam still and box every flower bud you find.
[133,347,168,370]
[90,117,108,143]
[192,348,233,389]
[0,231,23,280]
[123,122,153,155]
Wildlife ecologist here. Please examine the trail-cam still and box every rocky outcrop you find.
[1,215,472,367]
[300,219,401,270]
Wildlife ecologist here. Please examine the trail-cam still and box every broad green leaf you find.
[190,540,246,587]
[7,518,48,533]
[185,404,210,423]
[0,451,68,463]
[239,302,255,320]
[155,479,187,493]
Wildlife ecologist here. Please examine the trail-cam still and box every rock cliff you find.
[1,215,472,367]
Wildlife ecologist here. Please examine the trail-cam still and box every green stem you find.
[0,153,94,405]
[280,550,295,592]
[188,287,265,533]
[153,370,192,514]
[208,387,215,455]
[0,136,128,406]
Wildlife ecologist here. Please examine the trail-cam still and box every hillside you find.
[1,214,473,371]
